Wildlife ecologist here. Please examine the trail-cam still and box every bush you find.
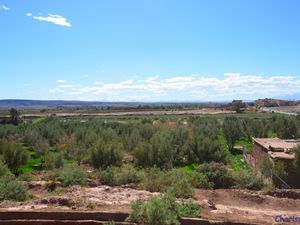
[133,142,154,168]
[178,201,201,218]
[139,169,212,198]
[260,157,273,177]
[126,191,201,225]
[98,164,145,186]
[223,116,243,150]
[185,134,226,164]
[133,132,175,170]
[197,162,234,189]
[233,170,265,190]
[0,159,13,178]
[138,168,165,192]
[0,176,28,201]
[259,157,289,187]
[126,191,180,225]
[0,141,27,174]
[45,152,64,170]
[90,142,123,169]
[59,166,87,187]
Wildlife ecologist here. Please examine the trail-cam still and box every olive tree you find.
[223,116,243,150]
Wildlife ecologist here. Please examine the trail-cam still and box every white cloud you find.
[57,85,74,88]
[24,83,32,86]
[224,73,241,77]
[32,14,71,27]
[1,5,9,10]
[49,88,65,93]
[26,13,32,16]
[84,74,88,78]
[56,80,67,83]
[48,73,300,101]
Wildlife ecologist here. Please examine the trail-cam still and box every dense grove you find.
[0,112,300,201]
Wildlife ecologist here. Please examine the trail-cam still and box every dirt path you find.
[1,186,300,225]
[194,189,300,225]
[21,109,235,119]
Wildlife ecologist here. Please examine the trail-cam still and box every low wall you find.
[0,211,260,225]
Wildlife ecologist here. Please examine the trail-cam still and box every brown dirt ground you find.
[1,183,300,225]
[194,189,300,225]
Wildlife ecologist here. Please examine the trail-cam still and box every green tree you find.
[185,134,226,164]
[34,137,49,168]
[0,141,27,174]
[65,134,86,166]
[134,142,154,168]
[59,166,88,187]
[150,133,174,169]
[126,191,180,225]
[233,170,264,190]
[197,162,234,189]
[9,108,21,125]
[90,141,123,169]
[128,128,142,151]
[223,116,243,150]
[273,116,298,139]
[0,159,13,178]
[231,100,244,113]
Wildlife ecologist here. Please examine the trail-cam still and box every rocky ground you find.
[1,181,300,225]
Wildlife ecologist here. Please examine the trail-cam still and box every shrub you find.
[0,141,27,174]
[0,177,28,201]
[185,134,226,164]
[126,191,201,225]
[223,116,243,150]
[233,170,265,190]
[98,164,144,186]
[138,168,165,192]
[133,142,154,168]
[126,191,180,225]
[178,201,201,218]
[45,152,64,170]
[90,142,123,169]
[59,166,87,187]
[139,169,212,198]
[133,132,175,170]
[161,170,212,198]
[0,159,13,178]
[259,157,289,187]
[87,201,97,209]
[197,162,234,189]
[260,157,273,177]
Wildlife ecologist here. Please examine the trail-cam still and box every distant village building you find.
[254,98,296,108]
[246,138,300,187]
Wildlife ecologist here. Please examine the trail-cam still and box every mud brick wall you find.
[0,211,260,225]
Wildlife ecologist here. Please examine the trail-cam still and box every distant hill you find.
[0,99,228,110]
[0,99,105,108]
[0,99,194,110]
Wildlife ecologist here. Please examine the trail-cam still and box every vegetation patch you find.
[98,164,145,186]
[139,168,212,198]
[59,165,88,187]
[126,191,201,225]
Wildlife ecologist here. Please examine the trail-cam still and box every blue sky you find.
[1,0,300,101]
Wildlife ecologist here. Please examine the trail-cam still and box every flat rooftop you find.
[253,137,299,160]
